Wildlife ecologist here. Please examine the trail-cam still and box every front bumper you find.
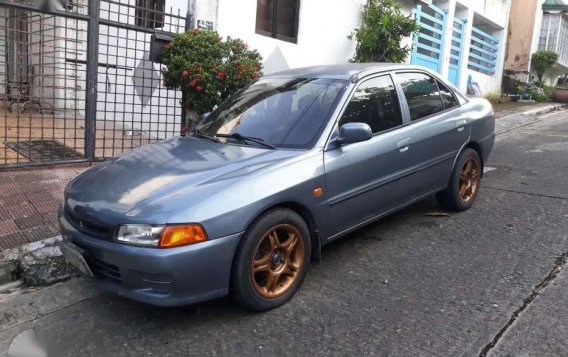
[58,208,242,306]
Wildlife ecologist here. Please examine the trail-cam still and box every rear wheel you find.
[436,148,482,211]
[231,208,311,311]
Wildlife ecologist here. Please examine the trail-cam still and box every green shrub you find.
[160,29,263,115]
[484,92,501,103]
[516,82,551,102]
[531,51,559,82]
[348,0,420,63]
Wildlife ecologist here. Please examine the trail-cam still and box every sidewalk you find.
[0,164,90,250]
[0,101,565,251]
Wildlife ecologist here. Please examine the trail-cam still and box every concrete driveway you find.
[1,110,567,356]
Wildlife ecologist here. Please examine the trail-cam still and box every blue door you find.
[448,18,465,86]
[410,4,446,73]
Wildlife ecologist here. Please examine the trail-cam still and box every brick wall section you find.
[0,164,90,250]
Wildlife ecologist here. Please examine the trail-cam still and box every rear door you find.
[395,72,470,198]
[322,74,417,239]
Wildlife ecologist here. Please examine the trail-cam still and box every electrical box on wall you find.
[149,33,173,63]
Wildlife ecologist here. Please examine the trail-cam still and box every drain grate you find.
[5,140,84,160]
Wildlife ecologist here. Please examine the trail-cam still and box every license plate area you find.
[59,241,94,278]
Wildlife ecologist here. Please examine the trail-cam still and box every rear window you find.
[397,72,444,121]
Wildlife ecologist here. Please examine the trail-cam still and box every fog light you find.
[159,224,207,248]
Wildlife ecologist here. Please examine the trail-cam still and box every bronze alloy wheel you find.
[459,157,480,203]
[251,224,305,299]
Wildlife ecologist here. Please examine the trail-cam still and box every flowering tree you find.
[160,29,263,126]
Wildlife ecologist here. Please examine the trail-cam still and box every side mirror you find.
[337,122,372,145]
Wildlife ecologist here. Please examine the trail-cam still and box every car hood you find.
[65,136,300,224]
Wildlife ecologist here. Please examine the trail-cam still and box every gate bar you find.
[85,0,100,160]
[0,1,89,21]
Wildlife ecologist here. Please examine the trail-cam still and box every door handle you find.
[456,119,468,131]
[397,138,412,152]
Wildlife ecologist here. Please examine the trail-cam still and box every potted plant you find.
[160,29,263,129]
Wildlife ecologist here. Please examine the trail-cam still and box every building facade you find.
[193,0,511,94]
[504,0,568,90]
[0,0,512,168]
[503,0,545,91]
[537,0,568,84]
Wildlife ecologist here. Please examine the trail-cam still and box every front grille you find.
[65,205,113,240]
[90,258,122,282]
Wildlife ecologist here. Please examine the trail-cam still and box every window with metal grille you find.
[255,0,300,43]
[136,0,165,29]
[467,27,499,76]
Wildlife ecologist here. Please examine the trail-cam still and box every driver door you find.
[322,74,419,240]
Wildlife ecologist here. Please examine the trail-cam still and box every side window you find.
[136,0,165,28]
[397,72,444,121]
[255,0,300,43]
[339,76,403,134]
[436,80,459,110]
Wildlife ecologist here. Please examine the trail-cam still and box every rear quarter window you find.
[397,72,444,121]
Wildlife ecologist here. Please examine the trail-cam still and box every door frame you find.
[324,71,412,151]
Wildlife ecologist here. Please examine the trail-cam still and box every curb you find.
[495,103,567,135]
[0,235,78,290]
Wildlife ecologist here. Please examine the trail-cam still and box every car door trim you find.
[326,186,444,242]
[326,150,457,206]
[323,72,407,151]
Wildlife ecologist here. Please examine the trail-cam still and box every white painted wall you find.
[217,0,366,74]
[455,0,511,94]
[215,0,511,94]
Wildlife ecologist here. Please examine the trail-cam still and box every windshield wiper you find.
[191,128,221,143]
[215,133,276,150]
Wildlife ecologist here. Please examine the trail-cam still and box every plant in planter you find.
[516,83,550,102]
[348,0,420,63]
[160,29,263,128]
[552,84,568,103]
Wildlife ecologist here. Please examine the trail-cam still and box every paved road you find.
[1,111,567,356]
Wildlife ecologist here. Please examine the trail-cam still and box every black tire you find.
[436,148,482,211]
[231,208,311,311]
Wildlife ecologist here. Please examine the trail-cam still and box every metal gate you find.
[0,0,187,168]
[410,3,446,73]
[448,18,465,86]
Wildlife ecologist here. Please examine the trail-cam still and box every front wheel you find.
[436,148,482,211]
[230,208,311,311]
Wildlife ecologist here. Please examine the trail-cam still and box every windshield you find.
[195,78,347,149]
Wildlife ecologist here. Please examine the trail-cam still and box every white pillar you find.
[439,0,457,79]
[458,6,474,92]
[493,27,508,92]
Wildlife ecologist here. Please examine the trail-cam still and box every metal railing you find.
[468,26,499,76]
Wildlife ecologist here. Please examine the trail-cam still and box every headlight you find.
[116,225,162,246]
[115,224,207,248]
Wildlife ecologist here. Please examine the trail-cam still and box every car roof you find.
[261,63,434,81]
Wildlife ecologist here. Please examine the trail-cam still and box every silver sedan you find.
[59,64,495,311]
